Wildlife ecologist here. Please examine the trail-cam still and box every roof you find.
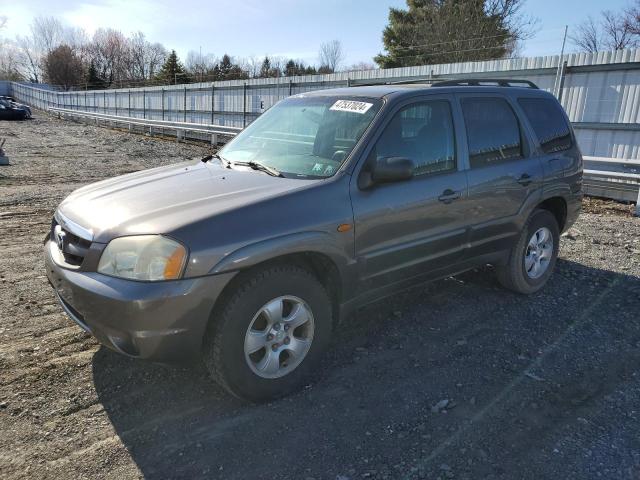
[301,83,555,101]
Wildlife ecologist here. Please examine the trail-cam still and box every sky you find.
[0,0,636,67]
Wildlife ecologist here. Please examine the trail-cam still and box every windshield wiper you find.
[232,161,283,177]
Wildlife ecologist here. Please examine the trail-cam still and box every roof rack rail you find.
[431,78,539,89]
[347,77,438,88]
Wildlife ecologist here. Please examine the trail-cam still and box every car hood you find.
[57,159,318,243]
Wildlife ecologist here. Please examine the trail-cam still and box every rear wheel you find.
[203,264,332,402]
[496,209,559,294]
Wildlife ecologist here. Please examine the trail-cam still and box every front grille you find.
[50,218,92,267]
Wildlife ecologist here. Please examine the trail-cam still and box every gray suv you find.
[45,80,582,401]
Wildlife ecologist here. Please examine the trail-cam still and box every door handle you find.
[438,189,461,204]
[517,173,532,186]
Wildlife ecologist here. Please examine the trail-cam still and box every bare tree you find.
[0,43,22,81]
[15,35,42,82]
[13,16,78,83]
[570,16,602,52]
[0,17,23,80]
[345,61,376,72]
[241,56,263,78]
[126,32,167,82]
[626,1,640,35]
[572,7,639,52]
[601,10,637,50]
[147,43,167,79]
[318,40,344,72]
[185,49,217,81]
[88,28,129,87]
[485,0,538,50]
[30,16,64,54]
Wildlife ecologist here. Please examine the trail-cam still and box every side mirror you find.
[371,156,414,184]
[358,156,415,190]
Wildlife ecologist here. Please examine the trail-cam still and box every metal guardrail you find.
[583,156,640,215]
[49,107,241,144]
[48,108,639,215]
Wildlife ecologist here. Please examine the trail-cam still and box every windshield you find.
[219,95,382,178]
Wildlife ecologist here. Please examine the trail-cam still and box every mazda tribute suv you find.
[45,79,582,401]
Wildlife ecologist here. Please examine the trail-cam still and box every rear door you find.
[350,95,469,293]
[456,93,543,258]
[517,96,581,187]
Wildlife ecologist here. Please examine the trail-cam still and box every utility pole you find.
[553,25,568,98]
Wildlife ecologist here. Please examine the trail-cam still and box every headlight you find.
[98,235,187,281]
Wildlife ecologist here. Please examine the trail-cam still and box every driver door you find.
[350,96,469,294]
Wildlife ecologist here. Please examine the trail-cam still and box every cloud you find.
[60,0,169,36]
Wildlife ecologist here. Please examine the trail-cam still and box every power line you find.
[385,32,514,52]
[380,44,523,61]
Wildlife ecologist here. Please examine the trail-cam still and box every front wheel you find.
[496,209,560,294]
[203,265,332,402]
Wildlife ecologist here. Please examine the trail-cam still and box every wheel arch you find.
[536,196,568,232]
[206,234,351,334]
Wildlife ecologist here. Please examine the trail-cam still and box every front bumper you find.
[45,240,235,361]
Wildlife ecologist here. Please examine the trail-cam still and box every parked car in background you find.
[0,101,27,121]
[45,79,582,402]
[0,97,31,119]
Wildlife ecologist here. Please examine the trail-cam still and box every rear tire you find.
[203,264,332,402]
[496,209,559,294]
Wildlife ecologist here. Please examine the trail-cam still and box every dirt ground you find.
[1,113,639,480]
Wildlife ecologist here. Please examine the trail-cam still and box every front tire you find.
[203,264,332,402]
[496,209,560,294]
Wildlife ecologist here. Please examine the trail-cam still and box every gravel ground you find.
[1,113,639,480]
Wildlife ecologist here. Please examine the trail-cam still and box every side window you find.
[461,97,523,168]
[518,97,572,154]
[373,100,456,176]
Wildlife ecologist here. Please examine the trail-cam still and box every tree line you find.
[0,16,350,90]
[4,1,640,91]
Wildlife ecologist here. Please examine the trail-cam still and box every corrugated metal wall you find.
[10,48,640,159]
[0,81,11,96]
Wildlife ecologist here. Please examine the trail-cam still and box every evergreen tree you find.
[227,65,249,80]
[218,54,233,79]
[259,57,272,78]
[86,61,106,90]
[375,0,531,68]
[157,50,189,84]
[285,59,296,77]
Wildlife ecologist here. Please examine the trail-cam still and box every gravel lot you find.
[1,113,639,480]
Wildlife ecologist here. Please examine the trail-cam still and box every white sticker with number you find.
[330,100,373,114]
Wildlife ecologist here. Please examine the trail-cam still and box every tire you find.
[496,209,560,294]
[203,264,332,402]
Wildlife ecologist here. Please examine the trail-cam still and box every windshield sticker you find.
[312,163,324,173]
[330,100,373,114]
[323,165,334,175]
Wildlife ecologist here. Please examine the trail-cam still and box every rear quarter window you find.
[461,97,523,168]
[518,97,572,154]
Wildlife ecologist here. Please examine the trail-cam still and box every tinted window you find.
[461,97,523,168]
[374,100,456,176]
[518,97,572,154]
